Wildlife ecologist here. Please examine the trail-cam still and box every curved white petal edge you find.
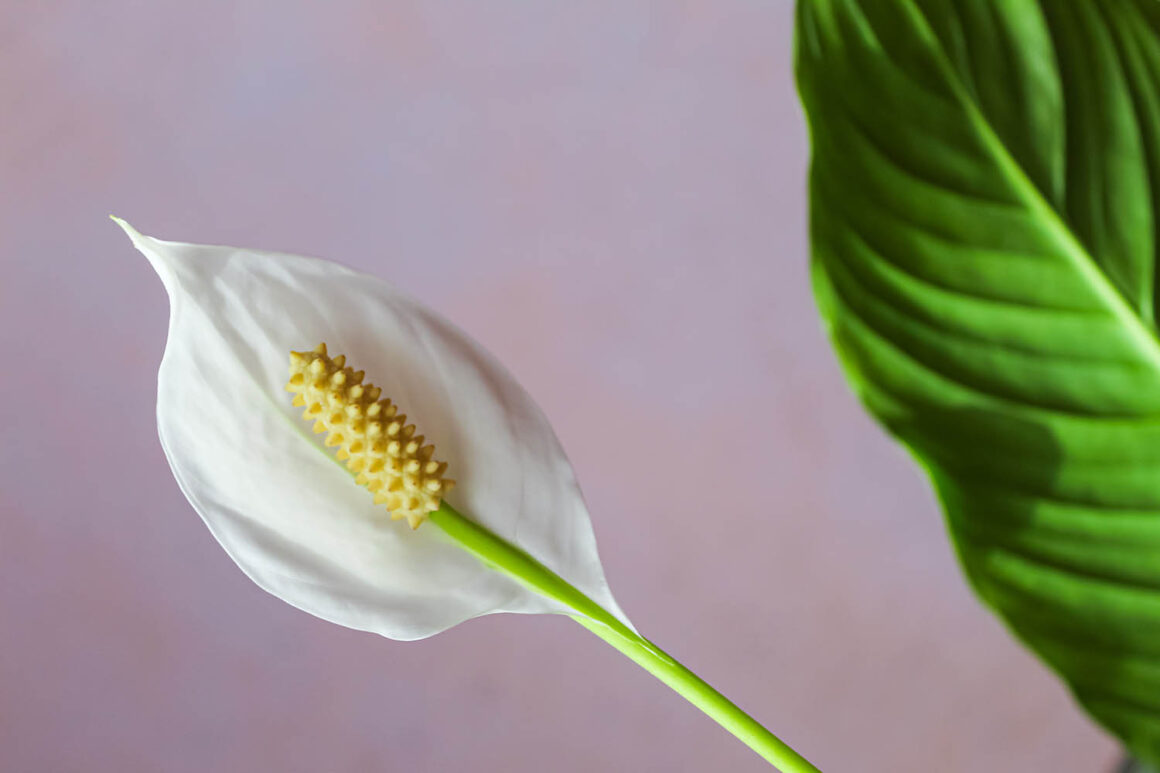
[116,217,631,641]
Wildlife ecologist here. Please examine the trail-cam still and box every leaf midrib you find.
[895,0,1160,378]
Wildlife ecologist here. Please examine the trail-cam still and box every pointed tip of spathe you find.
[109,214,151,251]
[109,214,142,242]
[109,215,178,290]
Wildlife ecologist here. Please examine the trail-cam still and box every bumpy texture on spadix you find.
[287,343,453,529]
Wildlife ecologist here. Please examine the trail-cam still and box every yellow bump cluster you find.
[286,343,454,529]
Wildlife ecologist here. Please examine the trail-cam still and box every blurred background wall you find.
[0,2,1120,771]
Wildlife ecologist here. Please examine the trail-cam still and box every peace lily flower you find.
[115,217,821,773]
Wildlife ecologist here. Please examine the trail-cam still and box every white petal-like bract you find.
[118,218,629,640]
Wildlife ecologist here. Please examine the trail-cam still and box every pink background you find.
[0,3,1122,771]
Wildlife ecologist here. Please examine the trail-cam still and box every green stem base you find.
[429,502,821,773]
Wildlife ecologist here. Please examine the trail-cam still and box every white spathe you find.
[117,218,629,640]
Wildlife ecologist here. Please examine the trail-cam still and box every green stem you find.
[429,502,822,773]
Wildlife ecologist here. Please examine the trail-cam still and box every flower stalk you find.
[430,501,822,773]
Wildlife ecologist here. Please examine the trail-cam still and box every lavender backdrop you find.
[0,3,1119,771]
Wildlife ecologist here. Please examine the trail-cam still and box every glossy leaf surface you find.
[796,0,1160,761]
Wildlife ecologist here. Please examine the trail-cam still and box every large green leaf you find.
[795,0,1160,762]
